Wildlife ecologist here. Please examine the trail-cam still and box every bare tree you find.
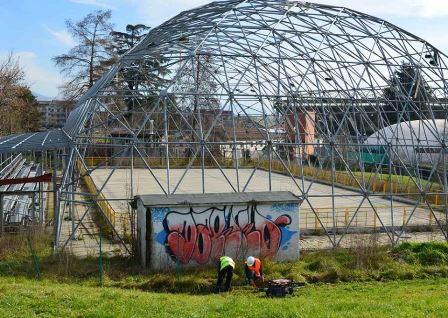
[174,53,220,113]
[0,53,40,135]
[53,10,114,100]
[0,53,24,95]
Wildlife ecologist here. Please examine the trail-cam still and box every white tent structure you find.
[366,120,448,165]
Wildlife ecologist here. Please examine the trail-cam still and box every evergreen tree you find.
[109,24,150,57]
[107,24,170,113]
[383,62,434,124]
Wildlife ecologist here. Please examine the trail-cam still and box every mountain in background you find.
[32,91,53,101]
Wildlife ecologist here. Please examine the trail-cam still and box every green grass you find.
[4,232,448,292]
[0,277,447,317]
[352,171,441,190]
[3,234,448,316]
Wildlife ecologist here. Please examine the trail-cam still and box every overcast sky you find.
[1,0,448,98]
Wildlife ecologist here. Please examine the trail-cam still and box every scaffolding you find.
[0,0,447,254]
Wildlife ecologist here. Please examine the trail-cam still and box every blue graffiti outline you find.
[271,203,297,213]
[152,207,170,223]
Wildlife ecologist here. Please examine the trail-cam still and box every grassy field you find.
[0,277,447,317]
[352,171,440,189]
[3,232,448,316]
[3,232,448,290]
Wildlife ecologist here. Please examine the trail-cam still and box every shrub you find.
[319,267,341,283]
[306,259,322,272]
[393,242,448,266]
[418,249,447,266]
[395,248,419,264]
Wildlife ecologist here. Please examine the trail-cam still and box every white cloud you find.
[118,0,448,54]
[69,0,116,10]
[309,0,448,52]
[44,26,74,47]
[122,0,448,28]
[0,51,63,98]
[417,0,448,18]
[310,0,448,18]
[125,0,210,25]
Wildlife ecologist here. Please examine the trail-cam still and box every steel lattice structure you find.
[43,0,448,252]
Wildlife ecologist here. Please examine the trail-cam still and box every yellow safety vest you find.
[220,256,235,271]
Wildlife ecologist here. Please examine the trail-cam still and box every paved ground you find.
[62,165,448,256]
[91,168,441,231]
[59,202,128,258]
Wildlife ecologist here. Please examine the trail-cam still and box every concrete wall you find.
[138,201,299,269]
[286,111,316,156]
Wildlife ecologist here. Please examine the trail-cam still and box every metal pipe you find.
[0,194,3,237]
[52,151,59,250]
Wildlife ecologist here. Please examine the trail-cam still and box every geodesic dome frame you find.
[51,0,448,252]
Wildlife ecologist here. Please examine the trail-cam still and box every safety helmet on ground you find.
[246,256,255,266]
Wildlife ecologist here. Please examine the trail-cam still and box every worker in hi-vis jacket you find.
[216,256,235,292]
[244,256,264,287]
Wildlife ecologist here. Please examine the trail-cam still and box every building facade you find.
[37,100,75,129]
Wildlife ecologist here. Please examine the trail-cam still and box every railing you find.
[81,156,446,208]
[76,160,116,225]
[260,159,446,208]
[83,156,236,169]
[300,205,441,232]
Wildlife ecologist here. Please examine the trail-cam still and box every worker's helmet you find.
[246,256,255,266]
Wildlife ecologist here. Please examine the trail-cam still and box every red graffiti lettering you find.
[166,221,197,264]
[162,206,293,265]
[192,224,212,264]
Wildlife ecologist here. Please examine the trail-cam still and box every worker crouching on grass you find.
[216,256,235,293]
[244,256,264,287]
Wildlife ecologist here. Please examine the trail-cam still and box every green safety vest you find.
[220,256,235,271]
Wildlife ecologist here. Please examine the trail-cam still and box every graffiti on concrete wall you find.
[153,203,298,265]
